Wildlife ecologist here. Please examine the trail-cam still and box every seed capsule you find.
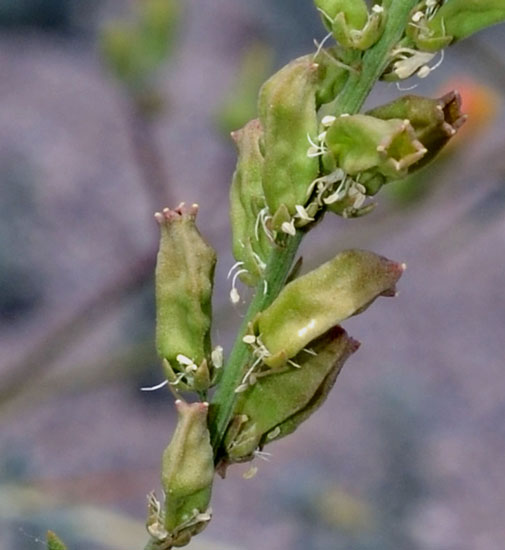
[254,249,404,368]
[258,56,320,223]
[147,401,214,548]
[324,114,426,187]
[229,119,271,286]
[367,91,466,171]
[224,326,359,463]
[155,204,216,391]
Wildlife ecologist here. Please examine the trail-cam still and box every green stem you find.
[334,0,418,115]
[208,231,303,455]
[208,0,418,460]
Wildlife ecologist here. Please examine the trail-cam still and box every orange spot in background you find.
[440,77,501,145]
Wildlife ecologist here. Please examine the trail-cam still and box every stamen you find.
[227,261,244,279]
[141,380,168,392]
[281,220,296,236]
[211,345,224,368]
[321,115,336,127]
[313,30,333,61]
[230,268,248,305]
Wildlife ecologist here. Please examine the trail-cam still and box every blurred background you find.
[1,1,504,549]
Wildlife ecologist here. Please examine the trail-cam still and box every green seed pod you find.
[324,114,427,181]
[229,119,271,287]
[253,249,404,368]
[315,0,385,50]
[225,326,359,463]
[258,55,320,222]
[432,0,505,41]
[367,91,466,170]
[147,401,214,548]
[155,204,216,391]
[46,532,67,550]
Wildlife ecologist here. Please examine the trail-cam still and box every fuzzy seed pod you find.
[367,91,466,171]
[229,119,271,287]
[155,204,216,392]
[147,401,214,548]
[258,56,320,223]
[324,114,427,183]
[253,249,404,368]
[408,0,505,51]
[225,326,359,463]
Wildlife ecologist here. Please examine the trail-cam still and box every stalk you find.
[208,0,418,459]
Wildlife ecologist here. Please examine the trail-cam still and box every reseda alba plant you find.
[47,1,505,549]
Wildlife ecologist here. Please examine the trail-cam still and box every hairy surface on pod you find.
[367,91,466,171]
[325,114,427,179]
[155,205,216,367]
[162,401,214,535]
[258,55,320,219]
[229,119,271,286]
[255,249,404,367]
[225,327,359,462]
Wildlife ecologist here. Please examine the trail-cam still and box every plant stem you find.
[207,0,418,460]
[209,231,303,455]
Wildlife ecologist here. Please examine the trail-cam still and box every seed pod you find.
[314,0,385,50]
[162,401,214,535]
[229,119,271,286]
[155,204,216,391]
[367,91,466,171]
[225,326,359,463]
[324,114,426,187]
[139,0,180,66]
[253,249,404,368]
[409,0,505,51]
[258,55,320,222]
[147,401,214,548]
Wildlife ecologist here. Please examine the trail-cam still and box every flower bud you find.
[225,326,359,463]
[155,204,216,391]
[258,56,320,222]
[367,91,466,170]
[315,0,385,50]
[147,401,214,548]
[229,119,271,286]
[253,249,404,368]
[324,114,427,181]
